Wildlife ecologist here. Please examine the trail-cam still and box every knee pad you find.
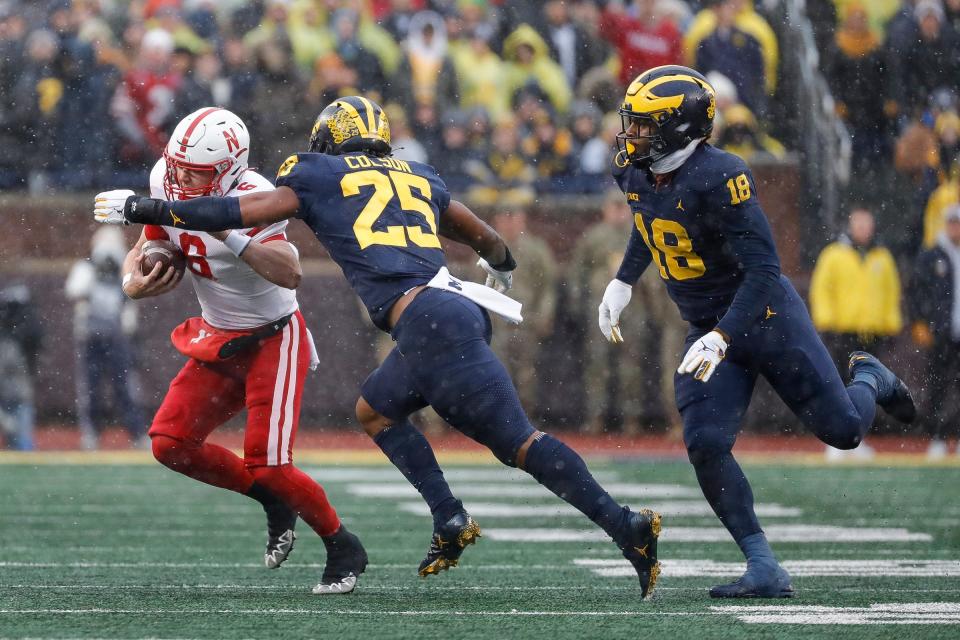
[488,427,536,467]
[684,427,736,467]
[151,434,193,469]
[519,432,565,474]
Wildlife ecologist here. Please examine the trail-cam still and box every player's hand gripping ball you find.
[141,240,186,281]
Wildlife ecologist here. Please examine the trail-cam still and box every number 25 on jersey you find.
[342,169,441,250]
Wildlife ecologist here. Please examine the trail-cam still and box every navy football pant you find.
[362,288,534,462]
[362,289,629,540]
[677,276,877,543]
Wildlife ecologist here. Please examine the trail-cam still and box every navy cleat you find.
[263,500,297,569]
[849,351,916,424]
[618,508,662,599]
[313,525,368,595]
[418,510,482,577]
[710,559,795,599]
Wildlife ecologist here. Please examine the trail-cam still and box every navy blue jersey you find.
[612,143,781,339]
[276,152,451,331]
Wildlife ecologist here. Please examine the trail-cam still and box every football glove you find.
[678,330,728,382]
[477,258,513,293]
[93,189,135,225]
[598,279,632,344]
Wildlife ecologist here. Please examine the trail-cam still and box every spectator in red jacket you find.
[110,28,181,168]
[599,0,683,88]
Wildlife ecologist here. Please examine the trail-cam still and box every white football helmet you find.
[163,107,250,200]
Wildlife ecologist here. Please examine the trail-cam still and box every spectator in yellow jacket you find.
[810,207,904,372]
[924,173,958,248]
[501,24,572,115]
[832,0,901,37]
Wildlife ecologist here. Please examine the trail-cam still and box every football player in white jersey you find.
[119,107,366,595]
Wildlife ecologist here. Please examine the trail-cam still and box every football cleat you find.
[265,528,297,569]
[848,351,917,424]
[418,511,482,577]
[618,508,662,599]
[313,525,368,595]
[709,560,795,599]
[263,501,298,569]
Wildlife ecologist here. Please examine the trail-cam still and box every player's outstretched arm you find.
[121,228,180,299]
[439,200,517,292]
[94,187,301,231]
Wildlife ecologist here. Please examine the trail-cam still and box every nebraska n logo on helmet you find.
[616,65,716,169]
[308,96,392,157]
[163,107,250,200]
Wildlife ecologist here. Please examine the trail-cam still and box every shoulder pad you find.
[692,145,751,191]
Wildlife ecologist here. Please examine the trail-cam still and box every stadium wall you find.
[2,162,803,428]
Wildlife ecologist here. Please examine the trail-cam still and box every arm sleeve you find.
[711,169,782,340]
[125,195,243,231]
[614,223,653,285]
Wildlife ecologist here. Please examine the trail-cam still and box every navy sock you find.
[692,451,762,543]
[737,531,778,567]
[521,434,626,540]
[373,420,462,527]
[847,381,878,438]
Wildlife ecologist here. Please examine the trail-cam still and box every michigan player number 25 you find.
[341,170,441,250]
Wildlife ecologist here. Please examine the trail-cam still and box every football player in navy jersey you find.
[598,66,917,598]
[94,96,663,598]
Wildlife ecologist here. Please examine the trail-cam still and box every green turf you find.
[1,459,959,639]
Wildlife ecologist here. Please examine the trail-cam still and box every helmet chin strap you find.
[649,137,704,175]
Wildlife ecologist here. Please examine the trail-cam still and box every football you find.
[141,239,186,280]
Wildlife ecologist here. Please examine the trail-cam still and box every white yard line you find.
[0,609,704,616]
[712,603,960,625]
[3,584,958,594]
[2,605,958,625]
[575,559,960,577]
[0,561,565,570]
[487,525,932,543]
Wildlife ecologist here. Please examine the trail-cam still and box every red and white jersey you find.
[147,160,299,330]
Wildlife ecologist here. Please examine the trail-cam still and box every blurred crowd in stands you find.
[2,0,960,455]
[805,0,960,456]
[0,0,788,200]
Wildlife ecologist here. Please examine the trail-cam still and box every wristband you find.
[713,327,732,345]
[222,230,252,256]
[489,246,517,272]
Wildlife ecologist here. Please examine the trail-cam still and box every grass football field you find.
[1,452,959,639]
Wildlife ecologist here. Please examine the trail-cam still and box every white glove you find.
[678,330,728,382]
[598,279,632,344]
[94,189,135,225]
[477,257,513,293]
